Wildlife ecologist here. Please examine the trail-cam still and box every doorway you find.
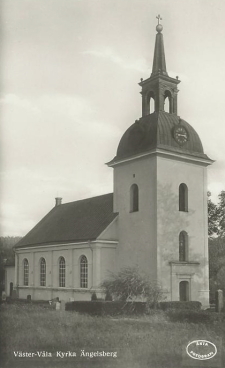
[179,281,189,301]
[10,282,13,297]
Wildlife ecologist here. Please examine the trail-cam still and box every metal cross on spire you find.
[156,14,162,25]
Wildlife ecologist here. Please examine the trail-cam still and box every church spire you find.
[151,15,168,76]
[139,15,180,116]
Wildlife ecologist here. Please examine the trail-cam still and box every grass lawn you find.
[0,302,224,368]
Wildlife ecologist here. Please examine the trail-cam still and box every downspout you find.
[13,247,19,297]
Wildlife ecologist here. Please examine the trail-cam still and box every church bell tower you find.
[107,16,213,307]
[141,15,180,116]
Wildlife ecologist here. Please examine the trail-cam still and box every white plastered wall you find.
[15,226,118,302]
[113,155,158,280]
[4,266,15,296]
[156,154,209,307]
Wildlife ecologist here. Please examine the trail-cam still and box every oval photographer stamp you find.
[186,340,217,361]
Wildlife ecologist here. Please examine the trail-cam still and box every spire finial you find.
[156,14,163,33]
[156,14,162,25]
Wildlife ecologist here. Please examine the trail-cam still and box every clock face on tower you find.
[173,125,188,145]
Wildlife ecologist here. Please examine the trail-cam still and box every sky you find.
[1,0,225,236]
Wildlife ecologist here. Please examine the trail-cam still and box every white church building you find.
[13,19,213,307]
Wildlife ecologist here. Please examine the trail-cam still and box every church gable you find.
[97,216,118,241]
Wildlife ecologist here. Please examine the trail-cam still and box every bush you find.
[100,266,164,308]
[105,291,113,301]
[159,301,201,311]
[166,309,225,324]
[66,301,147,316]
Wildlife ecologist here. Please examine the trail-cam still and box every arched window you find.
[179,183,188,212]
[164,90,172,113]
[179,231,188,261]
[164,97,169,112]
[179,281,189,301]
[146,91,155,114]
[23,259,29,286]
[40,258,46,286]
[130,184,139,212]
[150,97,155,114]
[80,256,88,288]
[59,257,65,287]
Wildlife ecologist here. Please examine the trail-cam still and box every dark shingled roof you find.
[15,193,118,248]
[110,112,210,163]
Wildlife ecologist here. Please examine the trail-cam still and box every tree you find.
[0,237,21,293]
[209,237,225,301]
[100,266,164,308]
[217,191,225,238]
[209,237,225,278]
[208,190,225,238]
[207,191,225,301]
[208,191,219,236]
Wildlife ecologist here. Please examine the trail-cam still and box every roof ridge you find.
[60,192,113,206]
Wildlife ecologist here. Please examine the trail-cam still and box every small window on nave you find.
[40,258,46,287]
[80,255,88,288]
[23,259,29,286]
[59,257,66,287]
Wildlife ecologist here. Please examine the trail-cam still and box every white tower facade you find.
[108,20,213,307]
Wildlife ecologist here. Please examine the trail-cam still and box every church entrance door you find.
[179,281,189,301]
[10,282,13,297]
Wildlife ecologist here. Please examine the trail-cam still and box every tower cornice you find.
[107,148,214,168]
[139,74,180,87]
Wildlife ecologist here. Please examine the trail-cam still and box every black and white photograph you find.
[1,0,225,367]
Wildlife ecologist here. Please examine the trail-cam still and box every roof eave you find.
[107,148,214,168]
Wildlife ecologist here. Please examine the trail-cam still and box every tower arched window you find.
[147,91,155,114]
[130,184,139,212]
[179,231,188,262]
[23,259,29,286]
[179,183,188,212]
[80,255,88,288]
[164,90,172,113]
[40,258,46,286]
[59,257,65,287]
